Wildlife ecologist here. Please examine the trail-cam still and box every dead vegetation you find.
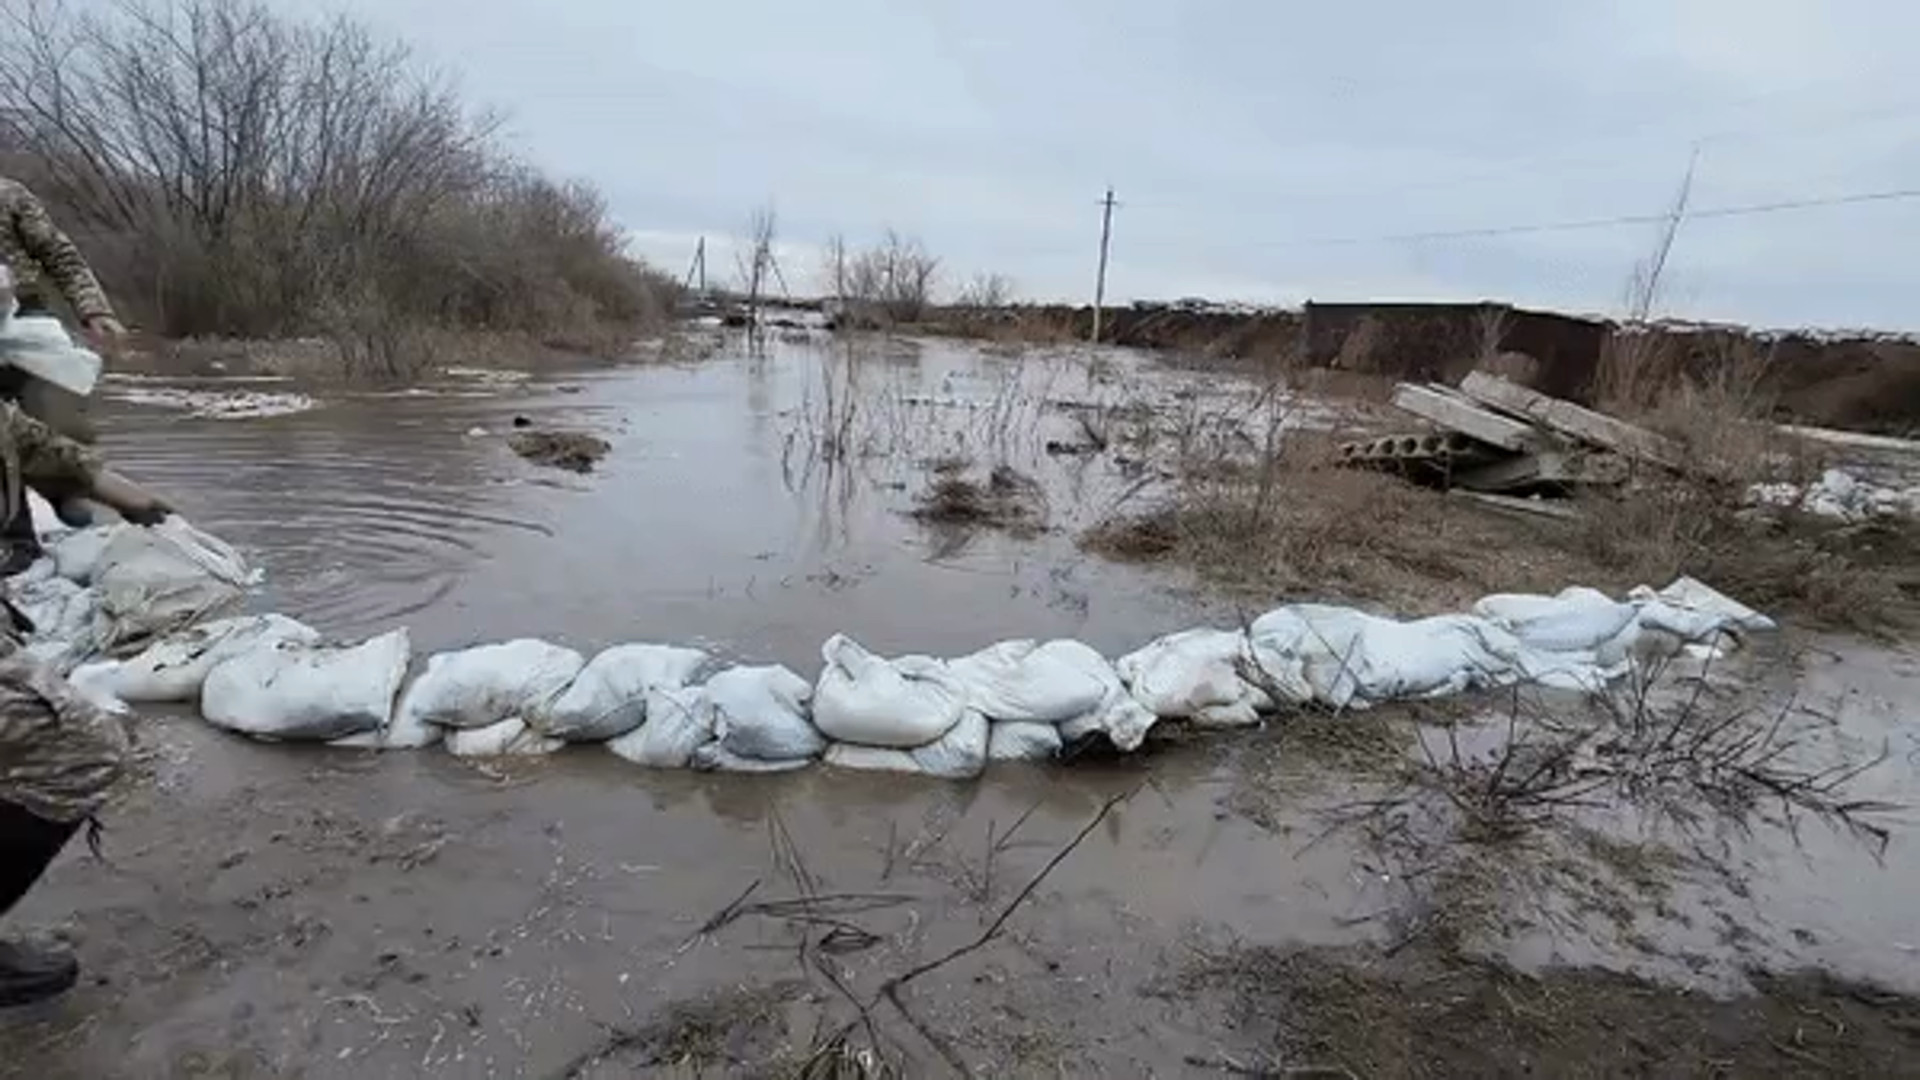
[1172,940,1920,1080]
[910,463,1045,536]
[507,430,611,473]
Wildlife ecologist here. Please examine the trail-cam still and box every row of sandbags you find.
[36,515,1777,778]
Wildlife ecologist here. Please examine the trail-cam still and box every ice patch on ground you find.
[107,386,318,419]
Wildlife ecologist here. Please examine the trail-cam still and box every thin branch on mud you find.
[879,788,1134,998]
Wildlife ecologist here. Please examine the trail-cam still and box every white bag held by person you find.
[533,643,708,741]
[606,685,714,769]
[812,634,964,748]
[200,629,411,742]
[394,639,584,731]
[706,663,822,761]
[108,613,320,703]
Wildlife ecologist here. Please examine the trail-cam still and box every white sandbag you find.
[394,638,584,730]
[10,572,100,670]
[1115,628,1274,727]
[1630,577,1776,636]
[946,639,1112,723]
[690,742,813,773]
[329,704,442,750]
[26,491,66,540]
[1250,606,1542,710]
[1058,694,1159,752]
[812,634,964,747]
[606,686,713,768]
[49,524,124,584]
[445,717,564,757]
[92,519,255,652]
[988,720,1062,761]
[108,613,319,703]
[707,663,822,760]
[200,629,410,741]
[1472,587,1639,654]
[823,710,990,779]
[67,660,129,715]
[533,643,708,741]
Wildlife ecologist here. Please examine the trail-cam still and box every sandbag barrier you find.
[20,500,1777,779]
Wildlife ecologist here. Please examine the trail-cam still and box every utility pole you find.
[684,237,708,295]
[1091,187,1116,343]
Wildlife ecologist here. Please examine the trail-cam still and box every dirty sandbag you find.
[533,643,709,741]
[946,639,1112,724]
[329,703,442,751]
[10,572,99,670]
[812,634,964,748]
[1472,587,1640,655]
[1249,606,1537,710]
[824,710,989,779]
[201,629,411,741]
[691,742,813,774]
[707,663,822,761]
[1058,693,1159,753]
[1115,628,1275,727]
[108,613,320,703]
[49,524,124,584]
[988,720,1062,762]
[92,519,256,653]
[606,685,713,768]
[446,717,565,757]
[394,639,584,731]
[1629,577,1776,639]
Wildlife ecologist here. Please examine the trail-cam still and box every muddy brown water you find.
[3,332,1919,1077]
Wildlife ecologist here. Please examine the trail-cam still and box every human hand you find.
[121,500,173,527]
[82,316,126,352]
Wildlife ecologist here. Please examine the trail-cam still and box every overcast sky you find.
[303,0,1920,329]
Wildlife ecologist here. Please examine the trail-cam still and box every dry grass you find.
[910,464,1044,535]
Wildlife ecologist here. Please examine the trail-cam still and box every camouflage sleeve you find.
[7,183,115,322]
[4,401,101,492]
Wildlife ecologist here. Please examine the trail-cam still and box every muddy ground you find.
[4,328,1919,1077]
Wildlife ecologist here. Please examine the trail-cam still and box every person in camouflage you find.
[0,399,167,1007]
[1,175,127,568]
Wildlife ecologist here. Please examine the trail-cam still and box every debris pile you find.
[22,495,1780,778]
[1344,372,1675,506]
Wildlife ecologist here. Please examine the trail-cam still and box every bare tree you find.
[0,0,671,356]
[734,203,780,321]
[840,229,939,322]
[956,271,1014,309]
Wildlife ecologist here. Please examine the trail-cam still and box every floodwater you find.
[2,330,1917,1077]
[98,334,1273,669]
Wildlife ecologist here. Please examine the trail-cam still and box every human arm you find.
[6,183,118,331]
[4,404,169,523]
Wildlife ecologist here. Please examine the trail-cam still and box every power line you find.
[1231,185,1920,251]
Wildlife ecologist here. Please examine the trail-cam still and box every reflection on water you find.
[97,336,1260,669]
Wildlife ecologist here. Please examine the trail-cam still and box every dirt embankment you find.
[930,301,1920,436]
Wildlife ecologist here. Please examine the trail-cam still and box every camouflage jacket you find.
[0,400,101,524]
[0,642,130,822]
[0,177,116,321]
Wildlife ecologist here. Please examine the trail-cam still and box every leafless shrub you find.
[0,0,673,365]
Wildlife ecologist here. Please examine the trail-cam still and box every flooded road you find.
[2,331,1917,1077]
